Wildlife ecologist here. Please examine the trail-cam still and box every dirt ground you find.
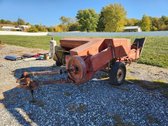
[0,44,168,126]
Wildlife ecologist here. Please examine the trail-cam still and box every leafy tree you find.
[0,19,12,24]
[17,18,25,25]
[54,24,71,32]
[76,9,99,32]
[151,17,159,31]
[97,11,105,31]
[60,16,71,25]
[59,16,74,31]
[158,16,168,30]
[35,25,47,32]
[141,15,151,31]
[47,27,55,32]
[126,18,140,26]
[99,4,127,32]
[160,16,168,25]
[54,26,60,32]
[0,19,5,24]
[27,26,38,32]
[68,22,80,31]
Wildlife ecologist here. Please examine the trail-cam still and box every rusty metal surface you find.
[66,56,87,84]
[70,38,105,56]
[60,38,91,50]
[16,70,73,91]
[63,38,145,84]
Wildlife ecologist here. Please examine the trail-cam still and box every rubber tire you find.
[109,62,126,85]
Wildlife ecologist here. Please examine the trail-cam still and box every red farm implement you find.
[16,37,145,101]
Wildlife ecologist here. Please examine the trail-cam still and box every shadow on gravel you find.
[126,79,168,97]
[0,66,168,125]
[0,66,68,125]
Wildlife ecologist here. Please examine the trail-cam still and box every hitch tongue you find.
[16,69,72,90]
[16,69,73,101]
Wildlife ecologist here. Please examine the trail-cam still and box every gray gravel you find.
[0,45,168,126]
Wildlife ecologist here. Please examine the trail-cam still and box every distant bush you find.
[47,27,55,32]
[27,25,48,32]
[27,26,38,32]
[35,25,47,32]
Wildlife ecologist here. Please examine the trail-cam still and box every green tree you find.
[76,9,99,32]
[151,17,159,31]
[0,19,12,24]
[99,4,127,32]
[35,25,47,32]
[97,11,105,31]
[17,18,25,25]
[158,16,168,30]
[27,26,38,32]
[141,15,151,31]
[60,16,71,25]
[0,19,5,24]
[47,27,55,32]
[59,16,73,31]
[126,18,140,26]
[68,22,80,31]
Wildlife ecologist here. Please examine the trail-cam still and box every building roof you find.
[124,26,141,30]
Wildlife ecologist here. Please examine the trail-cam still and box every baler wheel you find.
[67,56,86,84]
[109,62,126,85]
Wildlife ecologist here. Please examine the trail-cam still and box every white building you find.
[19,25,31,31]
[1,25,31,31]
[1,26,21,31]
[123,26,142,32]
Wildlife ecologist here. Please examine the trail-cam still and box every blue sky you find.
[0,0,168,26]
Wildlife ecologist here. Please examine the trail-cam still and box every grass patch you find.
[0,35,61,50]
[137,36,168,68]
[0,35,168,68]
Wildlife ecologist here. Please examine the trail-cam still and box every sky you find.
[0,0,168,26]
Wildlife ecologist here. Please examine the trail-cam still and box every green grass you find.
[0,35,61,50]
[137,36,168,68]
[0,35,168,68]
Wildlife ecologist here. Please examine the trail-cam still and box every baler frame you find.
[16,37,145,101]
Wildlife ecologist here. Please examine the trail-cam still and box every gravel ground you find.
[0,44,168,126]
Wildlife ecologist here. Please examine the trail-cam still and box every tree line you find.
[1,3,168,32]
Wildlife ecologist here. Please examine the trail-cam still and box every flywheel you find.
[66,56,86,84]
